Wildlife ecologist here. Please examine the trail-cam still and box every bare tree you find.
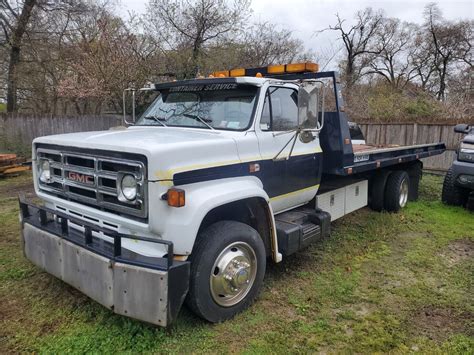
[147,0,251,77]
[236,22,307,67]
[327,8,384,86]
[408,27,438,91]
[1,0,37,112]
[368,18,419,88]
[424,3,473,100]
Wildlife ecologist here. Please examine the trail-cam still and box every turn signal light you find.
[167,188,185,207]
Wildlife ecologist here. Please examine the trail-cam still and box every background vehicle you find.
[442,124,474,210]
[19,63,445,326]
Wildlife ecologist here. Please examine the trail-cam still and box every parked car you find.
[442,124,474,210]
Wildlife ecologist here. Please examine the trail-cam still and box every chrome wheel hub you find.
[399,178,409,208]
[210,242,257,307]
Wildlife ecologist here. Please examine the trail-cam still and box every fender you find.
[148,176,282,262]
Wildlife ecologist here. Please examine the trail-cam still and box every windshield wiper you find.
[182,113,214,130]
[144,115,168,127]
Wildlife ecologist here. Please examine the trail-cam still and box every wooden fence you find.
[0,114,123,154]
[0,115,463,171]
[359,123,462,172]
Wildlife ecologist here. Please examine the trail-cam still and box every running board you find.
[275,208,331,256]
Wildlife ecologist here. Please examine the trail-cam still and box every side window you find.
[260,87,298,131]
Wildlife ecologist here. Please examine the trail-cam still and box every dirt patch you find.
[411,306,472,341]
[440,239,474,267]
[397,231,432,239]
[0,179,34,199]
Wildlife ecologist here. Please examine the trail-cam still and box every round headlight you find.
[39,159,51,183]
[120,174,137,201]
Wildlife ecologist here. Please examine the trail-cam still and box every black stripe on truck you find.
[173,152,323,199]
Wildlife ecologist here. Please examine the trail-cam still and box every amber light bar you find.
[211,62,319,78]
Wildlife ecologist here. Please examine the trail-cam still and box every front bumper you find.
[19,197,190,327]
[451,160,474,190]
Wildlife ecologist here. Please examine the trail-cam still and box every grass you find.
[0,173,473,353]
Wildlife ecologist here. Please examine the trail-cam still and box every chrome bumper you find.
[19,198,189,327]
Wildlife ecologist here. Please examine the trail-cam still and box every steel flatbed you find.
[343,142,446,175]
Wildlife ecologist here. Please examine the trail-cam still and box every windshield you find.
[135,84,259,130]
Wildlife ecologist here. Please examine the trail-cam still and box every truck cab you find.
[20,63,445,326]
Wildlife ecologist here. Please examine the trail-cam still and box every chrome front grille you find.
[36,147,147,219]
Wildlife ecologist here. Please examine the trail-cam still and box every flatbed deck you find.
[344,142,446,175]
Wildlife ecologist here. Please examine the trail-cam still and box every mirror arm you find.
[123,88,136,126]
[318,83,325,132]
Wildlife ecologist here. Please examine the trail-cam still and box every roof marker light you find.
[230,68,245,77]
[286,62,319,73]
[267,64,285,74]
[213,70,229,77]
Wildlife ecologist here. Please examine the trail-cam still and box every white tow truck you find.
[19,63,445,326]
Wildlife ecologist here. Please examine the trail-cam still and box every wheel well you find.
[198,198,274,258]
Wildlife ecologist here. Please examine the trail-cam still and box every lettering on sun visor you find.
[169,83,238,92]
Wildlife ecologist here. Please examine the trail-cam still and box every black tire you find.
[384,170,410,212]
[369,170,392,211]
[467,193,474,211]
[186,220,266,323]
[442,167,468,206]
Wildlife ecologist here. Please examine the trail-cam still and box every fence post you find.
[412,123,418,146]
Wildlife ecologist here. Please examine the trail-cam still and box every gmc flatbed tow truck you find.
[19,62,445,326]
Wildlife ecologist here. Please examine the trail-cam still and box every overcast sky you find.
[117,0,473,70]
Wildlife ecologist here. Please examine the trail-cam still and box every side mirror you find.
[298,80,325,132]
[454,124,470,134]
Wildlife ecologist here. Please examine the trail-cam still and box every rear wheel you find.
[384,170,410,212]
[186,220,266,323]
[442,167,468,206]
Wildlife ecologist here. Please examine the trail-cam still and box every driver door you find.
[256,85,322,213]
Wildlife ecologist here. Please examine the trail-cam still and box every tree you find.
[236,22,307,67]
[1,0,37,112]
[368,18,419,88]
[424,3,473,100]
[328,8,384,86]
[147,0,251,77]
[56,7,161,115]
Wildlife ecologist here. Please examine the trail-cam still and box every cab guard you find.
[18,196,190,327]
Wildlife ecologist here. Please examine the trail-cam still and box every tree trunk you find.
[6,0,37,113]
[6,46,21,112]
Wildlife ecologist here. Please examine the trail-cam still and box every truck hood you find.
[33,126,242,181]
[463,134,474,144]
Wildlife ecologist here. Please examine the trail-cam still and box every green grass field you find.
[0,173,472,353]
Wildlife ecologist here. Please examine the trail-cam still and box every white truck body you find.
[21,65,445,326]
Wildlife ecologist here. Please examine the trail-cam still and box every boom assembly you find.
[20,62,445,326]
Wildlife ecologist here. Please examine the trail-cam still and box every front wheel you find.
[442,167,468,206]
[186,221,266,323]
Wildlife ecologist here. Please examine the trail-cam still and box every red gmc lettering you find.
[68,172,94,185]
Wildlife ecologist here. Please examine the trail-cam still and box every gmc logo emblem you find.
[68,172,94,185]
